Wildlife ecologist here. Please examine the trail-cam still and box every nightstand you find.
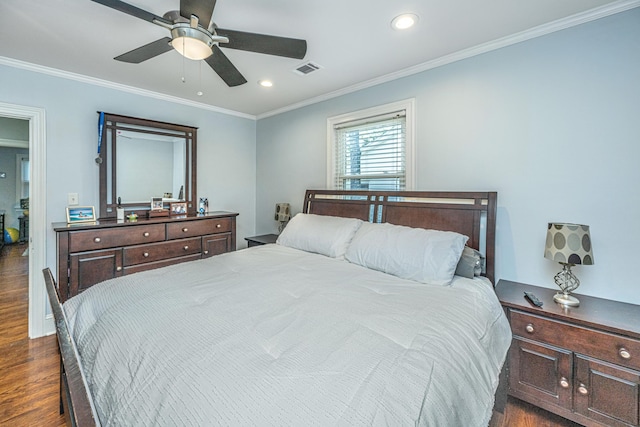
[245,233,278,247]
[496,280,640,427]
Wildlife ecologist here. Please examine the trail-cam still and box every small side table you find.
[245,233,278,247]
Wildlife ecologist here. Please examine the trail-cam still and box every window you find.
[327,99,415,191]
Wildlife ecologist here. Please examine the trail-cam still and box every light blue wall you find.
[256,9,640,304]
[0,64,257,275]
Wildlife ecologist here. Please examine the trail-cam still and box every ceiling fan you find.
[91,0,307,87]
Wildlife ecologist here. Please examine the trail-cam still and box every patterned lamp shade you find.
[544,223,594,266]
[274,203,291,222]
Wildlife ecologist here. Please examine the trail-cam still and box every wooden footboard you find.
[43,268,98,427]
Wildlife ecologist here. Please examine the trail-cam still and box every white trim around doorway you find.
[0,102,49,338]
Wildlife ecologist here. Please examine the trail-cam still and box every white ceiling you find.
[0,0,636,118]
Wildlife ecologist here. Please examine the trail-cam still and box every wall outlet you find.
[68,193,79,206]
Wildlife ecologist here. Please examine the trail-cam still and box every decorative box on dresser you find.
[496,280,640,427]
[54,211,238,302]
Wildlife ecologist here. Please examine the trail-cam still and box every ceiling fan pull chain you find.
[197,61,204,96]
[181,37,186,83]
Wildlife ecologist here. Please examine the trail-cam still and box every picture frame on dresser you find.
[66,206,95,224]
[170,202,187,215]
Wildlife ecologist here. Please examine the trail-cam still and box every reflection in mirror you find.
[116,131,186,202]
[99,113,197,219]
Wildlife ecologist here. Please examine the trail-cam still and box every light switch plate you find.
[68,193,79,205]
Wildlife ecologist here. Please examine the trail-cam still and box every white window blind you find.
[333,110,406,191]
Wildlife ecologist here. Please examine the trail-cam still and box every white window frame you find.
[327,98,416,190]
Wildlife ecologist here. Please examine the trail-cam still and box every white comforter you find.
[64,244,511,426]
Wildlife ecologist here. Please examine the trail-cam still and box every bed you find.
[44,189,511,426]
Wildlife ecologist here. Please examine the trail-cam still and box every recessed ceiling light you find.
[391,13,419,30]
[258,80,273,88]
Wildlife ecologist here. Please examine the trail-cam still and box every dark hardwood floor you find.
[0,241,580,427]
[0,242,65,426]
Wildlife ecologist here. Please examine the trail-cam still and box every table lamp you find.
[275,203,291,233]
[544,223,594,306]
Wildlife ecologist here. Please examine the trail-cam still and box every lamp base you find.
[553,292,580,307]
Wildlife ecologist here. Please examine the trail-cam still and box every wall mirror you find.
[98,113,197,218]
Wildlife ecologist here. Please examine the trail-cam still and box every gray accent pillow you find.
[455,246,486,278]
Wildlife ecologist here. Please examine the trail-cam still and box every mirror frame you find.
[98,113,197,219]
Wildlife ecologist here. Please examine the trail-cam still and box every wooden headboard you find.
[303,190,497,284]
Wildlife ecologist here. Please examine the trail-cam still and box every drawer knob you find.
[204,250,209,255]
[619,348,631,359]
[183,245,189,250]
[143,232,150,237]
[525,324,534,333]
[578,384,588,395]
[116,266,122,272]
[182,227,188,232]
[216,224,221,228]
[559,377,569,388]
[94,237,101,243]
[143,252,149,258]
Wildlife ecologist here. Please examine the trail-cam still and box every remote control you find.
[524,291,543,307]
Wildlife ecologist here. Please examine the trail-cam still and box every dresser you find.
[54,211,238,302]
[496,280,640,427]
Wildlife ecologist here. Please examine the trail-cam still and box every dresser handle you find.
[116,266,122,272]
[204,250,209,255]
[559,377,569,388]
[143,232,150,237]
[578,384,588,395]
[143,252,149,258]
[182,227,188,232]
[525,324,534,333]
[216,224,221,228]
[619,348,631,359]
[93,237,101,243]
[183,246,189,250]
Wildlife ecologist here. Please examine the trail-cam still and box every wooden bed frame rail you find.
[43,268,99,427]
[303,190,497,283]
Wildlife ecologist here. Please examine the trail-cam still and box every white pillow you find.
[345,222,469,286]
[276,213,363,259]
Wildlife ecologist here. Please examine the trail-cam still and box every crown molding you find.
[0,56,256,120]
[257,0,640,119]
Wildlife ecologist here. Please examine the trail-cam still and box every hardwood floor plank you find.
[0,243,66,427]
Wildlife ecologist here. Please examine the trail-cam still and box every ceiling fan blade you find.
[114,37,173,63]
[216,28,307,59]
[180,0,216,29]
[204,45,247,87]
[91,0,172,26]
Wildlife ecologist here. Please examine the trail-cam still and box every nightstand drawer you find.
[166,218,232,240]
[511,309,640,371]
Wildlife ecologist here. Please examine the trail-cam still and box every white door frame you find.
[0,102,49,338]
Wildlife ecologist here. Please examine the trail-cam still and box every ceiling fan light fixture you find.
[170,25,214,60]
[391,13,419,30]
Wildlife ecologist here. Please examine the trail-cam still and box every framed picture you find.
[170,202,187,215]
[66,206,96,223]
[151,197,163,211]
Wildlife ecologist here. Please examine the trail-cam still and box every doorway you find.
[0,102,48,338]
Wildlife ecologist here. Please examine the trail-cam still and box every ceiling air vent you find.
[293,62,322,76]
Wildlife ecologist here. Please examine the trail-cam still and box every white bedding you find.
[64,244,511,426]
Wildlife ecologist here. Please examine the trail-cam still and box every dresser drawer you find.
[123,237,202,266]
[511,309,640,371]
[69,224,165,252]
[166,218,232,240]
